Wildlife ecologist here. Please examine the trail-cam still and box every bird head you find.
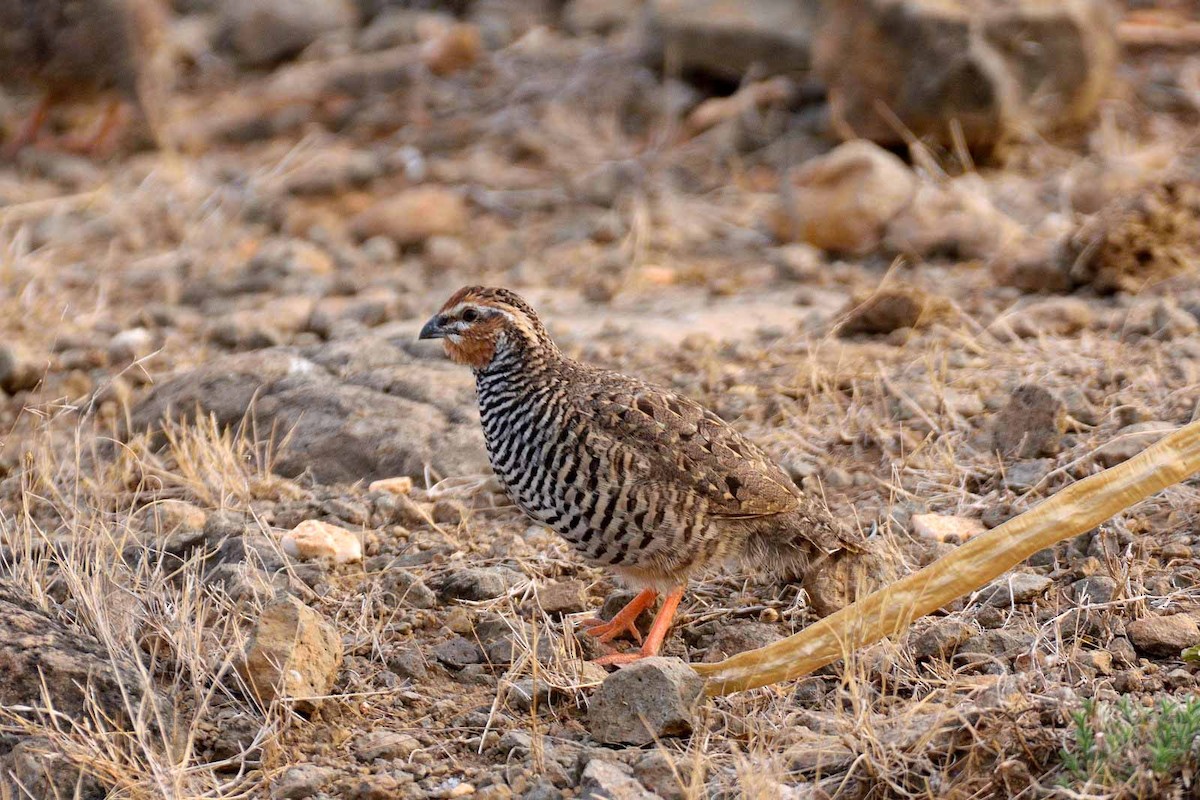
[419,286,555,369]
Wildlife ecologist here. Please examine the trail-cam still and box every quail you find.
[0,0,171,156]
[420,286,873,664]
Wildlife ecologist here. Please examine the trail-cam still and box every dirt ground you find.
[1,2,1199,799]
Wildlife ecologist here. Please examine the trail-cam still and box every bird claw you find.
[580,615,643,645]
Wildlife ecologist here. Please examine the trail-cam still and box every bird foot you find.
[580,615,643,645]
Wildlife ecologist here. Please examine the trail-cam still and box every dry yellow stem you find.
[695,419,1200,694]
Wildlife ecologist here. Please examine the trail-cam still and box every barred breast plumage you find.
[420,286,870,664]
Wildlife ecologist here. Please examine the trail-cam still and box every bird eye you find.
[462,308,479,323]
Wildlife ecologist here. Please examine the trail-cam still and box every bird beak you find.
[418,314,446,340]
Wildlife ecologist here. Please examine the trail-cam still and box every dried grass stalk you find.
[695,419,1200,694]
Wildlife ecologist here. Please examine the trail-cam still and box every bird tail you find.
[743,506,895,617]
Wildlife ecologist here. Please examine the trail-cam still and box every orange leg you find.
[593,586,685,666]
[3,94,54,159]
[63,99,125,157]
[582,588,657,644]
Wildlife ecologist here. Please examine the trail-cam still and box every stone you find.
[978,572,1052,606]
[108,327,156,363]
[432,636,484,669]
[369,476,414,495]
[217,0,360,67]
[386,643,429,680]
[990,384,1066,459]
[633,751,693,800]
[353,730,420,762]
[814,0,1118,151]
[381,569,437,609]
[838,287,948,336]
[281,520,363,564]
[769,141,916,255]
[1,738,104,800]
[238,596,343,710]
[351,187,469,246]
[1003,459,1053,492]
[537,579,590,615]
[132,499,209,536]
[911,619,973,660]
[1127,614,1199,657]
[645,0,816,80]
[439,566,525,602]
[1094,421,1177,468]
[128,342,488,484]
[910,514,986,544]
[995,298,1094,339]
[578,759,661,800]
[587,657,704,745]
[0,344,41,394]
[1069,575,1117,605]
[273,764,335,799]
[703,621,780,662]
[0,586,150,732]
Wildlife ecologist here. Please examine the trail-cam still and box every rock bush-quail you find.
[420,286,873,664]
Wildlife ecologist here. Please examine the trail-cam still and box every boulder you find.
[238,596,343,710]
[814,0,1118,151]
[587,657,703,745]
[128,338,489,485]
[1127,614,1199,658]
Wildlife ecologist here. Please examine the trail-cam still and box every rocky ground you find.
[1,1,1200,798]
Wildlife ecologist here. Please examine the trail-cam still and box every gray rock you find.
[703,621,781,662]
[381,569,437,609]
[1069,575,1117,605]
[129,341,488,485]
[587,657,704,745]
[1003,458,1053,492]
[978,572,1052,606]
[352,730,420,762]
[633,751,694,800]
[432,636,484,669]
[814,0,1118,151]
[438,567,524,602]
[1127,614,1199,658]
[272,764,335,799]
[1094,421,1177,468]
[990,384,1066,459]
[645,0,817,81]
[386,643,428,680]
[579,759,662,800]
[217,0,360,67]
[0,586,148,724]
[910,619,973,660]
[1,738,105,800]
[537,579,590,615]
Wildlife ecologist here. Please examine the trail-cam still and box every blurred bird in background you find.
[0,0,172,157]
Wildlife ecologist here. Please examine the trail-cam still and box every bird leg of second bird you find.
[582,586,687,665]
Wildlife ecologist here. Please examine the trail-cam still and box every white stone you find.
[282,520,362,564]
